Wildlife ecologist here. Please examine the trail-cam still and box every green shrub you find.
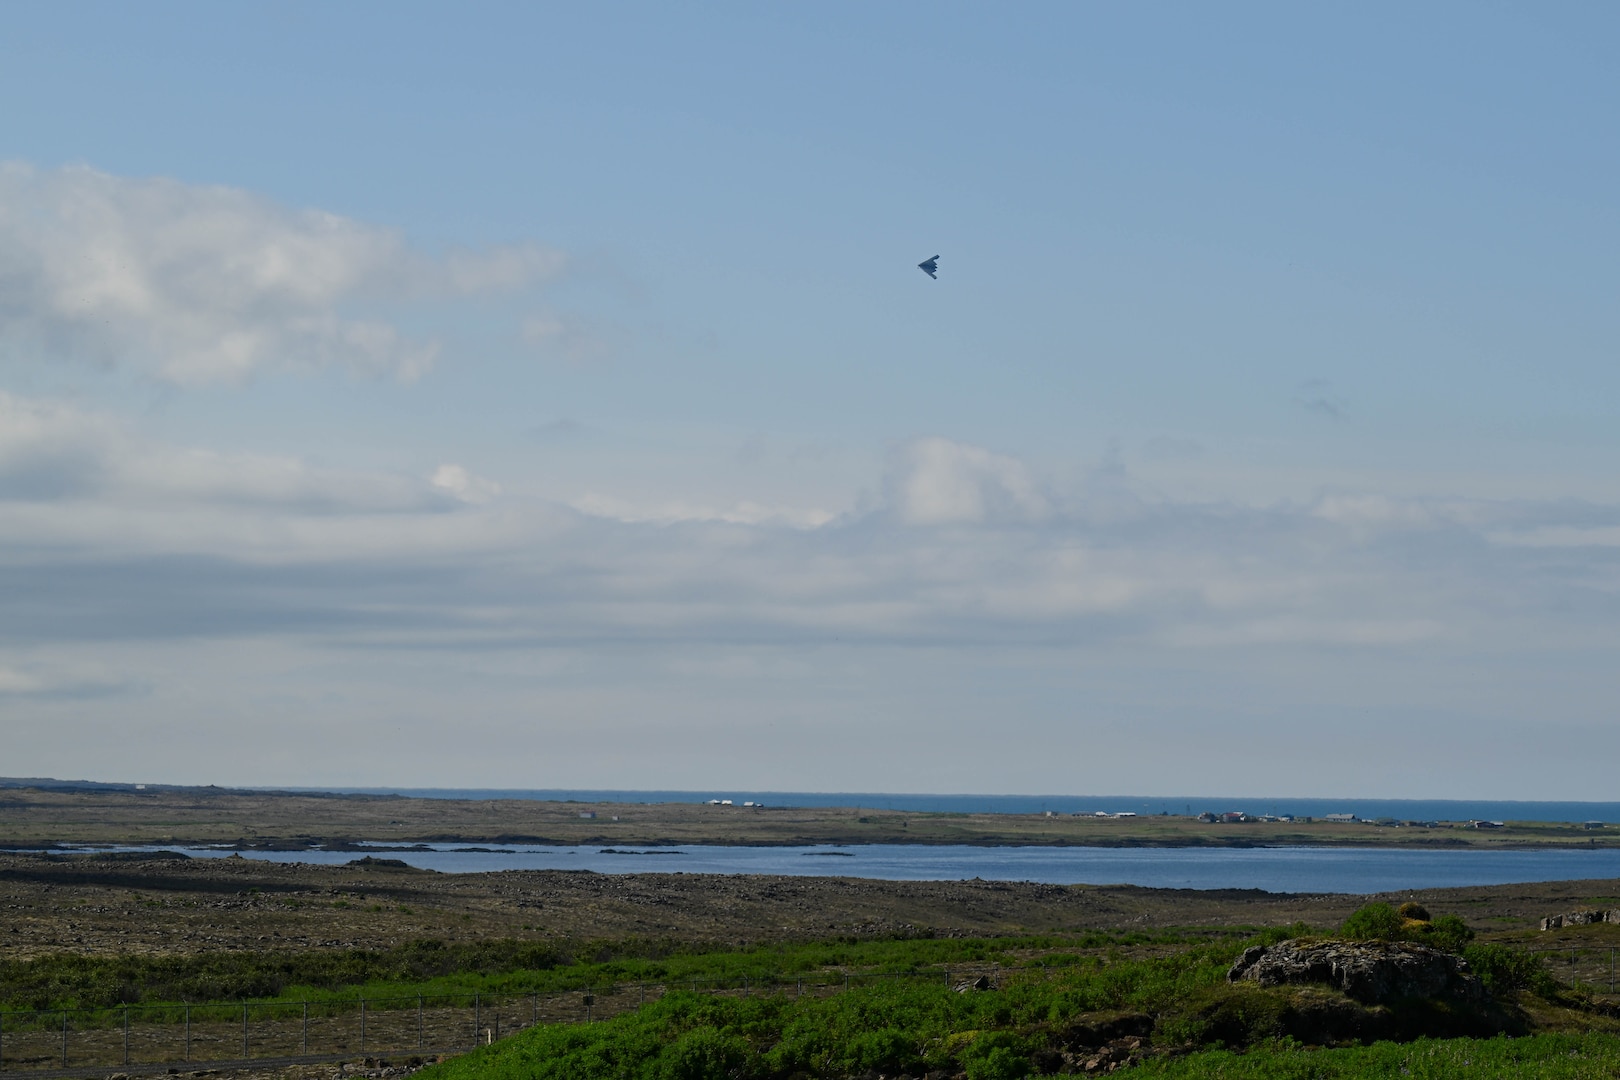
[1463,944,1560,999]
[845,1028,921,1074]
[1132,1032,1620,1078]
[1426,914,1475,953]
[1338,903,1404,941]
[1337,904,1475,954]
[654,1027,751,1080]
[958,1031,1032,1080]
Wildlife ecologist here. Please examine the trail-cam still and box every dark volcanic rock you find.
[1228,940,1484,1004]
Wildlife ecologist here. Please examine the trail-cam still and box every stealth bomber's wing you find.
[918,255,939,279]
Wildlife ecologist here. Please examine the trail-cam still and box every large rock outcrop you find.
[1541,910,1620,930]
[1228,940,1485,1004]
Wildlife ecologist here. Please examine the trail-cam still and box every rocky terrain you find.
[1228,939,1484,1003]
[2,851,1617,962]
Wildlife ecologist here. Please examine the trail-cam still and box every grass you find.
[409,928,1350,1080]
[1132,1034,1620,1078]
[401,924,1620,1080]
[8,922,1612,1075]
[415,980,1619,1080]
[0,929,1234,1011]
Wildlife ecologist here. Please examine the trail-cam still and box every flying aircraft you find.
[917,255,939,279]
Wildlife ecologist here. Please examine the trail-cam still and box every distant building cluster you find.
[704,798,762,807]
[1181,812,1555,830]
[1195,811,1298,824]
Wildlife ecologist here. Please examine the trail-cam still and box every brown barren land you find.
[0,787,1614,851]
[3,788,1619,1080]
[3,851,1619,963]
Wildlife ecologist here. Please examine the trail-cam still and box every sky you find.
[3,3,1620,797]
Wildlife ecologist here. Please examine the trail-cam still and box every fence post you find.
[242,1004,248,1058]
[474,993,480,1050]
[124,1007,130,1066]
[186,1006,191,1061]
[418,996,424,1050]
[360,999,367,1052]
[1611,947,1615,994]
[60,1011,67,1068]
[302,1002,308,1055]
[843,973,849,992]
[639,983,645,1008]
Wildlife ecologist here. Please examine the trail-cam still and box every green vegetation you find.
[1131,1034,1620,1078]
[411,920,1592,1080]
[1463,943,1562,999]
[8,917,1606,1077]
[1334,902,1566,999]
[0,929,1220,1011]
[0,939,570,1010]
[1337,901,1474,953]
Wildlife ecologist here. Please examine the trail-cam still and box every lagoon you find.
[52,842,1620,894]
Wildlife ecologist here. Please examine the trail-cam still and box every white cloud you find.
[11,410,1620,792]
[886,437,1050,525]
[0,666,43,693]
[4,408,1620,663]
[571,492,835,528]
[0,163,564,383]
[521,311,610,365]
[430,464,503,504]
[0,390,448,514]
[1491,526,1620,548]
[0,657,128,698]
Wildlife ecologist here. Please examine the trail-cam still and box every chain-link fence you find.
[1530,946,1619,994]
[0,967,989,1075]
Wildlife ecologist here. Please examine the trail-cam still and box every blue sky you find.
[3,3,1620,796]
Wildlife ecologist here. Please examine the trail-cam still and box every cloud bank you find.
[4,393,1618,660]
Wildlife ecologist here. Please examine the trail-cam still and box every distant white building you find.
[1324,814,1358,823]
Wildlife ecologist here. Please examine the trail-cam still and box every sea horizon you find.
[284,787,1620,825]
[8,777,1617,825]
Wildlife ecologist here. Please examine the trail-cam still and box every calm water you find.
[54,843,1620,894]
[297,789,1620,825]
